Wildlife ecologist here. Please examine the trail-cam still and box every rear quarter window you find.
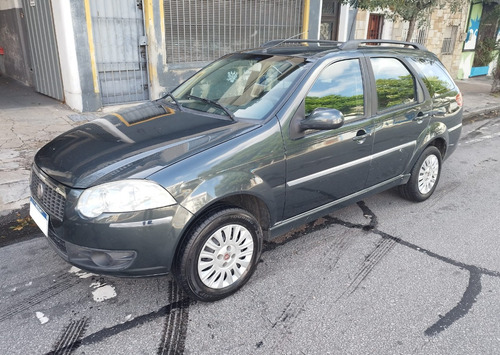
[409,57,458,97]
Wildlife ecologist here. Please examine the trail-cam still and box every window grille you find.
[164,0,304,64]
[441,26,458,54]
[412,27,428,45]
[402,23,428,45]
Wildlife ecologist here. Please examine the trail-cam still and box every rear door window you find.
[370,57,417,111]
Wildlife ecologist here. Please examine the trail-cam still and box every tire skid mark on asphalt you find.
[157,281,190,355]
[73,298,193,348]
[256,225,352,352]
[337,201,500,336]
[46,317,90,355]
[269,293,308,331]
[0,273,80,323]
[255,293,308,352]
[56,280,194,352]
[259,294,307,351]
[339,236,397,299]
[325,230,352,271]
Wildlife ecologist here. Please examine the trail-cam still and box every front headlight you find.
[76,180,177,218]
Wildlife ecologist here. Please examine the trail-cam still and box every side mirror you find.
[300,108,345,131]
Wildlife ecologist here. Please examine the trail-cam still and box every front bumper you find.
[31,165,193,277]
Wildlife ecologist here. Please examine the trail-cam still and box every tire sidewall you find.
[409,146,442,201]
[179,208,262,301]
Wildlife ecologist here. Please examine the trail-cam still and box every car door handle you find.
[352,130,371,144]
[413,111,430,123]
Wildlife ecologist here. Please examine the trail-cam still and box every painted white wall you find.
[362,11,370,39]
[338,4,350,41]
[0,0,21,11]
[51,0,83,112]
[308,0,322,40]
[381,19,393,40]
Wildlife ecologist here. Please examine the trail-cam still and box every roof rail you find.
[340,40,427,51]
[261,39,342,48]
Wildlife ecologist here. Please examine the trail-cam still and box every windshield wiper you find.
[164,92,183,111]
[187,94,235,121]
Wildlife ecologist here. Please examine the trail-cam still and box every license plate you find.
[30,197,49,237]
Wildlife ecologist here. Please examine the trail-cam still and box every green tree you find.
[305,94,364,116]
[375,76,415,109]
[344,0,465,42]
[484,3,500,93]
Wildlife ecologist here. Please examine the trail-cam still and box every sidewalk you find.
[457,76,500,121]
[0,74,499,220]
[0,76,101,220]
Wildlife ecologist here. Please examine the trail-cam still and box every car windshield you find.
[170,53,306,120]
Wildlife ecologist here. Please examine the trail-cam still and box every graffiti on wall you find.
[464,2,482,51]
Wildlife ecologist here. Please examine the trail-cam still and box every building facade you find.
[1,0,313,111]
[350,1,500,80]
[1,0,496,112]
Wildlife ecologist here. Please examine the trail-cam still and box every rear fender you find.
[406,121,448,172]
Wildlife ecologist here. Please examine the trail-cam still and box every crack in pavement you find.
[264,199,499,337]
[337,201,500,336]
[10,193,496,354]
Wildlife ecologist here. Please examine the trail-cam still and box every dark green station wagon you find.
[30,40,463,301]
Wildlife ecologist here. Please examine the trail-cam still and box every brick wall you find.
[426,5,469,77]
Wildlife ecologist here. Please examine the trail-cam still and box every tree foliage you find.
[344,0,465,41]
[374,76,415,109]
[305,94,364,116]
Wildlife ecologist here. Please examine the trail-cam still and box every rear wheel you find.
[174,207,262,302]
[399,146,442,202]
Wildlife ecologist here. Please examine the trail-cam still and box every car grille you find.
[30,167,66,221]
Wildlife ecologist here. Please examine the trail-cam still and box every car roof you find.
[243,39,431,61]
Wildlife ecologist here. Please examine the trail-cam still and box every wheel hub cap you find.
[418,155,439,194]
[198,224,254,289]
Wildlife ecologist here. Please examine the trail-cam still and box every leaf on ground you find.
[9,216,36,231]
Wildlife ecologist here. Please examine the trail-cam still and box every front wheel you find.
[173,207,263,302]
[399,146,442,202]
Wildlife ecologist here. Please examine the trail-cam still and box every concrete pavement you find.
[0,73,499,221]
[0,76,100,217]
[457,75,500,121]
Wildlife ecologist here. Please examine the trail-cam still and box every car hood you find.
[35,101,258,188]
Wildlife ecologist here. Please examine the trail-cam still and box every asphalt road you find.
[1,116,499,354]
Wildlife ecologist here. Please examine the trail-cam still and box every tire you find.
[399,146,442,202]
[173,207,263,302]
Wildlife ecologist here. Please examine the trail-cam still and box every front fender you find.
[148,116,286,232]
[178,171,278,221]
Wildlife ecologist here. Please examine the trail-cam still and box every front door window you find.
[305,59,365,120]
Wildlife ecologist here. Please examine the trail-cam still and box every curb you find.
[462,106,500,124]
